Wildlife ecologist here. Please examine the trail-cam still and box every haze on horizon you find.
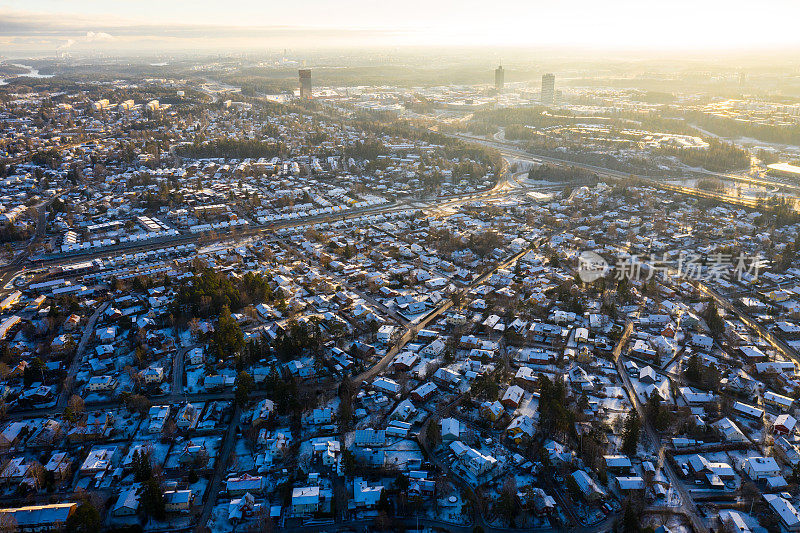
[2,0,800,58]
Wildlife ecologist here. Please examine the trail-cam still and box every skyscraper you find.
[494,64,504,93]
[541,73,555,105]
[299,69,312,99]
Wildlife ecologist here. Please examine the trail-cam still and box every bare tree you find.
[161,418,178,439]
[24,462,45,491]
[67,394,85,417]
[0,512,18,533]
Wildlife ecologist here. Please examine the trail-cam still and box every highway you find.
[3,121,787,532]
[449,133,773,209]
[16,125,770,296]
[0,185,492,268]
[0,147,543,300]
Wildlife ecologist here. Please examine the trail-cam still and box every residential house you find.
[506,415,535,444]
[353,478,383,508]
[764,494,800,532]
[227,475,266,496]
[164,490,193,512]
[291,486,321,515]
[501,385,525,409]
[480,401,504,422]
[112,488,140,517]
[743,456,781,481]
[571,470,604,501]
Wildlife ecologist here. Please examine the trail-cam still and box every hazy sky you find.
[3,0,800,54]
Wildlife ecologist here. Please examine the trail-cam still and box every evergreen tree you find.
[621,411,641,456]
[685,353,703,385]
[65,502,100,533]
[704,300,724,339]
[235,371,254,406]
[139,477,166,520]
[621,501,641,533]
[210,305,245,361]
[132,449,152,483]
[645,392,670,431]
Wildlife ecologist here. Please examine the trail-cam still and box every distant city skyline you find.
[3,0,800,55]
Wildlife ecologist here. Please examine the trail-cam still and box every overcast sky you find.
[2,0,800,55]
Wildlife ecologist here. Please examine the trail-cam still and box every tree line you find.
[176,138,284,160]
[663,139,749,172]
[174,269,273,318]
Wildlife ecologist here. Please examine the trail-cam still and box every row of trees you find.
[664,140,749,172]
[176,138,284,159]
[527,163,598,184]
[131,450,166,520]
[686,110,800,146]
[470,106,579,132]
[755,196,800,228]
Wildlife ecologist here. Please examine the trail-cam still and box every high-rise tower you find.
[541,73,555,105]
[299,69,312,99]
[494,64,505,93]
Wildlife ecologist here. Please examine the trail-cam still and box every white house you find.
[164,490,193,512]
[85,375,118,393]
[372,377,400,395]
[376,325,396,343]
[441,418,461,443]
[112,488,140,516]
[743,456,781,480]
[691,334,713,351]
[353,478,383,508]
[421,338,446,357]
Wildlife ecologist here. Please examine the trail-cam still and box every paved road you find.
[692,280,799,362]
[280,515,556,533]
[449,133,763,209]
[404,239,602,533]
[56,301,110,408]
[172,342,199,396]
[0,149,535,301]
[7,390,244,422]
[415,369,569,533]
[614,322,709,533]
[31,189,68,240]
[277,240,409,326]
[353,244,536,387]
[196,403,240,532]
[416,372,618,533]
[0,186,524,298]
